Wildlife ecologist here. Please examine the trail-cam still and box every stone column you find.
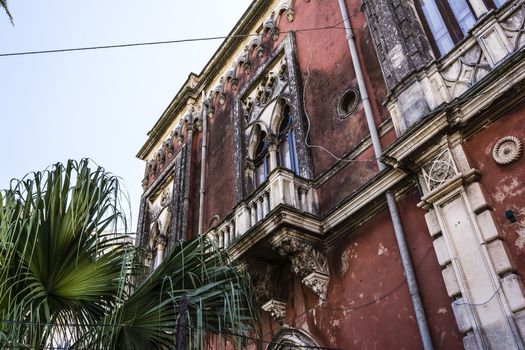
[155,236,167,268]
[267,133,279,171]
[361,0,434,90]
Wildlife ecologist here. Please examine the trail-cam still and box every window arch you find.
[276,103,299,174]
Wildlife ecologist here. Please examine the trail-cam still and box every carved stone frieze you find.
[441,45,491,99]
[302,272,329,302]
[241,57,289,123]
[500,5,525,51]
[271,237,329,301]
[421,149,459,192]
[493,136,523,165]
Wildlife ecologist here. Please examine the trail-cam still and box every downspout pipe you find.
[337,1,434,349]
[198,91,208,235]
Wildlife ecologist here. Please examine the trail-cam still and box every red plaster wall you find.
[398,190,464,349]
[260,190,462,349]
[316,147,377,214]
[290,0,389,177]
[203,98,237,230]
[463,99,525,278]
[200,0,392,224]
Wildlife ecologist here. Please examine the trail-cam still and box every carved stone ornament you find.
[272,237,329,301]
[302,272,329,302]
[492,136,523,165]
[421,149,458,191]
[251,267,272,304]
[262,299,287,322]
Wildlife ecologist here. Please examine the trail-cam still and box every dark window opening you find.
[337,88,360,118]
[253,131,270,188]
[277,104,299,174]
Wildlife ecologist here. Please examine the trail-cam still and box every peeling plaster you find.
[377,242,388,255]
[516,209,525,250]
[340,243,359,275]
[494,177,524,203]
[437,307,448,314]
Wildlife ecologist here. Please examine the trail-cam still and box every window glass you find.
[447,0,476,35]
[254,157,268,186]
[277,105,299,174]
[493,0,508,7]
[253,131,269,187]
[420,0,454,54]
[290,130,298,174]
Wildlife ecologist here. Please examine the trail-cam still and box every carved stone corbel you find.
[271,237,330,302]
[262,299,287,323]
[245,261,290,323]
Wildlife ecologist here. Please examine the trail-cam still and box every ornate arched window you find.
[277,103,298,174]
[253,130,270,188]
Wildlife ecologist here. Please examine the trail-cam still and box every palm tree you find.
[0,159,255,349]
[0,0,13,24]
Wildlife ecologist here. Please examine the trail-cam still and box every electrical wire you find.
[0,22,350,58]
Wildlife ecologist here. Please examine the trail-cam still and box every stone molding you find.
[417,142,525,348]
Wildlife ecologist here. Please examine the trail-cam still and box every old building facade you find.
[137,0,525,348]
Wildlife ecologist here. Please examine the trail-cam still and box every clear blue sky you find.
[0,1,250,229]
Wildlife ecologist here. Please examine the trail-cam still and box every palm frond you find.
[79,236,257,349]
[0,159,257,349]
[0,159,130,347]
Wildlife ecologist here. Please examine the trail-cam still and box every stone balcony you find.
[206,168,318,252]
[204,168,330,312]
[388,0,525,135]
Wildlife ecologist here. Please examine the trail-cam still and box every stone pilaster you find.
[361,0,434,90]
[418,144,525,349]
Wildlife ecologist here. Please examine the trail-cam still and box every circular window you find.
[337,88,360,118]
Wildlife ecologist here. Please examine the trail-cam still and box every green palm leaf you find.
[0,160,132,347]
[0,160,256,349]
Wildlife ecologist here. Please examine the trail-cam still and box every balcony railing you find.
[207,168,317,250]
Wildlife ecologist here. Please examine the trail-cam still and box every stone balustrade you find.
[207,168,317,250]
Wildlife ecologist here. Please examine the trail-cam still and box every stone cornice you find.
[228,204,322,260]
[382,46,525,168]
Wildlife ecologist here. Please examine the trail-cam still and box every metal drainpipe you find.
[337,1,434,349]
[198,91,208,235]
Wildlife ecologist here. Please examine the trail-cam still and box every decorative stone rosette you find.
[492,136,523,165]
